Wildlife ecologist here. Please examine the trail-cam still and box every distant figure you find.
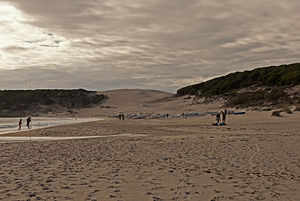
[26,116,31,129]
[166,113,169,118]
[121,113,125,121]
[18,119,22,130]
[221,110,226,123]
[216,113,220,124]
[224,109,227,115]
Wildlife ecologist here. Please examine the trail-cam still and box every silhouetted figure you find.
[18,119,22,130]
[221,110,226,123]
[26,116,31,129]
[216,113,220,124]
[121,113,125,121]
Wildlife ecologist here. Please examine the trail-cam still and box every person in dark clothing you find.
[216,113,220,124]
[222,110,226,123]
[26,116,31,129]
[121,113,125,121]
[18,119,22,130]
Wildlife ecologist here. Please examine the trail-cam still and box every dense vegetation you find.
[177,63,300,107]
[0,89,106,116]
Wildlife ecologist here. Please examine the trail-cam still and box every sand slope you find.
[76,89,223,117]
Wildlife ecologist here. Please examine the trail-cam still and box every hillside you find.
[0,89,107,117]
[177,63,300,107]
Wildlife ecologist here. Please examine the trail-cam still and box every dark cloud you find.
[0,0,299,92]
[2,46,28,53]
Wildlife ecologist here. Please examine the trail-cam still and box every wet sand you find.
[0,117,103,135]
[0,111,299,200]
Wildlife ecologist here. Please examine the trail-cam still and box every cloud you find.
[2,45,28,53]
[0,0,299,92]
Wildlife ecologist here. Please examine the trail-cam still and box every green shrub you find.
[177,63,300,97]
[0,89,107,115]
[228,90,265,107]
[294,106,300,112]
[266,88,286,102]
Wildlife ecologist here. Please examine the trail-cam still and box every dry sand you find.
[0,111,299,201]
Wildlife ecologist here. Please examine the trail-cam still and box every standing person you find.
[121,113,125,121]
[26,116,31,129]
[221,110,226,123]
[18,119,22,130]
[216,113,220,124]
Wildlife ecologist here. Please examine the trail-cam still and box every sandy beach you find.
[1,0,299,199]
[0,111,299,201]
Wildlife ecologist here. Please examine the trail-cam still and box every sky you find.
[0,0,299,93]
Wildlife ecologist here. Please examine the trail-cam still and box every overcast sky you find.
[0,0,299,92]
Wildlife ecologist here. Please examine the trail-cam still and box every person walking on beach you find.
[216,113,220,124]
[26,116,31,129]
[18,119,22,130]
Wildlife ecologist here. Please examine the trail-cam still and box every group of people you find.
[215,109,227,125]
[18,116,31,130]
[117,113,125,121]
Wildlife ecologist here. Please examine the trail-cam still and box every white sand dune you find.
[77,89,223,116]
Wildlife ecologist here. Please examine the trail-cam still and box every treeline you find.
[0,89,107,116]
[177,63,300,96]
[177,63,300,107]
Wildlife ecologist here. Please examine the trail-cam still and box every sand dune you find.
[76,89,223,117]
[101,89,173,106]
